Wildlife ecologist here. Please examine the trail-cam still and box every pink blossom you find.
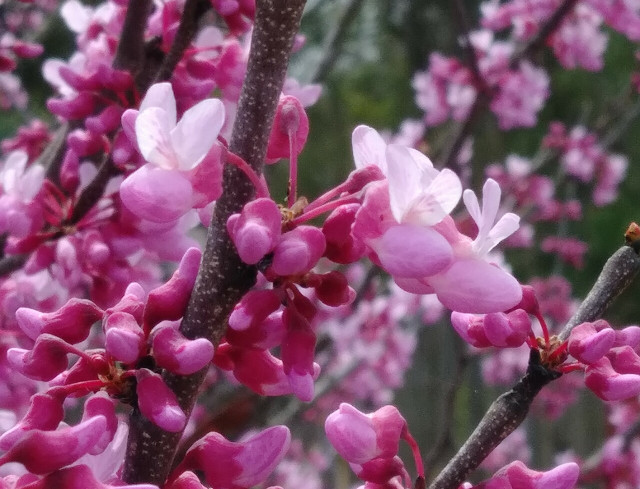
[468,460,579,489]
[567,320,615,364]
[171,426,291,489]
[151,321,214,375]
[227,198,282,265]
[135,369,186,433]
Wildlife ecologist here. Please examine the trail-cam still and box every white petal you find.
[20,164,45,202]
[352,125,388,173]
[462,188,481,226]
[60,0,93,33]
[406,169,462,226]
[170,98,225,170]
[479,212,520,255]
[385,144,423,222]
[140,82,177,127]
[2,151,28,195]
[407,147,438,182]
[481,178,501,229]
[135,107,177,169]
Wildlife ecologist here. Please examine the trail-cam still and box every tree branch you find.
[428,242,640,489]
[113,0,153,82]
[153,0,211,84]
[122,0,307,485]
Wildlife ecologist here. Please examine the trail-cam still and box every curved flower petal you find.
[135,107,177,169]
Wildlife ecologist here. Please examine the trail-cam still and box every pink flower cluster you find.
[544,122,627,206]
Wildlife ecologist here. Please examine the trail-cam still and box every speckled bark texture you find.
[122,0,307,485]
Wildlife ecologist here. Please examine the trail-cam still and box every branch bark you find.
[428,243,640,489]
[122,0,307,485]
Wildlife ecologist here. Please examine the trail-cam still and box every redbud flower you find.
[171,426,291,489]
[266,95,309,161]
[21,464,159,489]
[584,347,640,401]
[135,368,186,432]
[270,226,326,276]
[16,298,103,344]
[151,321,214,375]
[469,460,579,489]
[451,310,531,348]
[104,311,145,364]
[568,320,616,364]
[227,198,282,265]
[0,415,108,474]
[325,403,407,465]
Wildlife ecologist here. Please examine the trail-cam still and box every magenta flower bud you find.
[483,310,532,348]
[151,321,214,375]
[59,148,80,193]
[81,393,118,455]
[166,471,207,489]
[0,415,107,474]
[98,65,134,92]
[0,391,65,450]
[86,105,125,134]
[508,285,539,315]
[613,324,640,348]
[136,368,186,432]
[213,343,293,396]
[351,456,407,485]
[322,203,366,264]
[58,66,100,92]
[173,426,291,489]
[325,403,407,465]
[67,129,105,157]
[106,282,146,321]
[228,289,281,331]
[282,307,317,401]
[24,464,160,489]
[568,321,616,364]
[11,40,44,58]
[227,198,282,265]
[473,460,579,489]
[450,312,492,348]
[16,298,103,344]
[226,310,285,349]
[585,354,640,401]
[143,248,202,330]
[104,312,145,364]
[7,334,81,381]
[271,226,326,276]
[313,271,356,307]
[47,91,96,120]
[266,95,309,161]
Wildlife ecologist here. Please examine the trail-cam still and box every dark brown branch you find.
[113,0,153,80]
[428,243,640,489]
[0,254,28,277]
[311,0,366,83]
[560,245,640,339]
[428,350,561,489]
[68,155,120,224]
[42,123,71,185]
[154,0,211,83]
[438,96,485,169]
[122,0,307,485]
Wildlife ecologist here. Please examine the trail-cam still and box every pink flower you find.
[469,460,579,489]
[171,426,291,489]
[135,368,186,433]
[325,403,407,465]
[568,320,616,364]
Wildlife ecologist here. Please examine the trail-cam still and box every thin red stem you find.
[403,430,425,478]
[287,130,298,208]
[225,150,270,199]
[535,311,551,347]
[291,193,360,225]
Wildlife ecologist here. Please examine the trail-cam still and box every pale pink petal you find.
[170,98,225,170]
[372,224,452,278]
[140,82,177,126]
[405,168,462,226]
[120,166,194,223]
[352,125,388,172]
[135,107,178,169]
[430,259,522,313]
[534,463,579,489]
[386,144,424,222]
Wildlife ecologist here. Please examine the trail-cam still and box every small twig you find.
[438,96,485,170]
[68,155,120,224]
[41,123,70,185]
[153,0,211,83]
[311,0,366,83]
[0,255,27,277]
[451,0,484,91]
[113,0,153,85]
